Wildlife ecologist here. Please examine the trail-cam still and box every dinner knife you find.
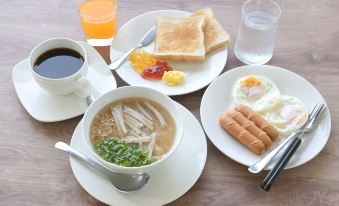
[109,27,156,70]
[260,134,303,191]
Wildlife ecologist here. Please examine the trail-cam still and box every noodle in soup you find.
[90,98,176,167]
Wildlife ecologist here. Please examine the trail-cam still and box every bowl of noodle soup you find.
[82,86,184,174]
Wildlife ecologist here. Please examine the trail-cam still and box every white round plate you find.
[12,42,117,122]
[70,103,207,206]
[110,10,228,96]
[200,65,331,169]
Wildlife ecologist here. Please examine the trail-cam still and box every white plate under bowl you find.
[12,41,117,122]
[200,65,331,169]
[70,102,207,206]
[110,10,228,96]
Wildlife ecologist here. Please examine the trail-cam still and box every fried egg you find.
[233,75,280,112]
[262,95,308,136]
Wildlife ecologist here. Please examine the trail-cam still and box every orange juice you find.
[79,0,117,43]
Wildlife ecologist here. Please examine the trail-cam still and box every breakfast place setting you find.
[2,0,338,205]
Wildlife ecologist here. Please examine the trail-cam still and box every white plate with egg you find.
[200,65,331,169]
[110,10,228,96]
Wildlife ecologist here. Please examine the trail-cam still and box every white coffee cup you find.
[29,38,89,95]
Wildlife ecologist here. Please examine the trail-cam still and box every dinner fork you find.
[248,102,324,174]
[261,102,326,191]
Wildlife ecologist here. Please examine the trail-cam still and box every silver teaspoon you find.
[55,141,149,192]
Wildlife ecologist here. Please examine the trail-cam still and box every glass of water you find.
[234,0,281,65]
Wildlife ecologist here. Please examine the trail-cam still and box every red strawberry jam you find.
[141,61,172,80]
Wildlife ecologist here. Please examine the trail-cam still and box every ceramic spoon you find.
[55,141,149,192]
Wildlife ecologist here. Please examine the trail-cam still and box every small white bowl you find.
[82,86,184,174]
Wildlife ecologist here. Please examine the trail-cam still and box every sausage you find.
[219,113,265,155]
[228,110,272,149]
[235,105,279,141]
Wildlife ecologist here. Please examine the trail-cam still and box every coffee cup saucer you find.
[12,41,117,122]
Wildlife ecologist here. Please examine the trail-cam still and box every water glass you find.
[234,0,281,65]
[78,0,117,46]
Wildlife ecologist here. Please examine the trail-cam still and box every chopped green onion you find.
[94,137,151,167]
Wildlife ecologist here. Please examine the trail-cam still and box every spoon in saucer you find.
[55,141,149,192]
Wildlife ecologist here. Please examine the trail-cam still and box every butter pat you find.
[162,71,185,86]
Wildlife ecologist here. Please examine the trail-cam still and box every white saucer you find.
[70,102,207,206]
[200,65,331,169]
[110,10,228,96]
[12,41,117,122]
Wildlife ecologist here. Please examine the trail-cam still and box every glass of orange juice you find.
[78,0,117,46]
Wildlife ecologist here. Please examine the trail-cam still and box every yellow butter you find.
[162,71,185,86]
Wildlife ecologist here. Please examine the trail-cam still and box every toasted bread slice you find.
[154,16,206,61]
[192,7,230,54]
[192,6,214,17]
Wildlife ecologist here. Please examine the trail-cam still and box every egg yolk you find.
[240,76,264,100]
[162,71,185,86]
[240,76,262,88]
[280,105,307,124]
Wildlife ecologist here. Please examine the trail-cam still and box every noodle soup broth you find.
[90,98,176,167]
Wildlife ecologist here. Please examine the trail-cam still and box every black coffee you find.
[33,48,84,79]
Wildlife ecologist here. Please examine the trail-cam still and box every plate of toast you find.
[110,8,230,96]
